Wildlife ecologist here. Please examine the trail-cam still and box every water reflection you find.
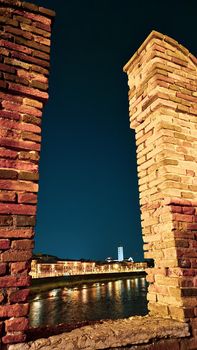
[29,277,148,327]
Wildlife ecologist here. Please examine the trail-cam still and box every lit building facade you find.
[30,259,147,279]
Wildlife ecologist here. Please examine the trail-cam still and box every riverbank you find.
[30,271,146,294]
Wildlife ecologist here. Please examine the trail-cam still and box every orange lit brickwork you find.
[0,0,55,346]
[124,30,197,343]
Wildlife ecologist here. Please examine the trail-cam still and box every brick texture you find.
[0,0,55,346]
[124,30,197,348]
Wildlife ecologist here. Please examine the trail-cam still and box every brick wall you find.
[0,0,55,347]
[124,31,197,345]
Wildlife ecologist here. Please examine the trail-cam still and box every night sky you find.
[27,0,196,261]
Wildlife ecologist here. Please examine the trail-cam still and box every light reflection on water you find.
[29,277,148,327]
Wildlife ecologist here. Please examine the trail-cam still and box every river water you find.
[29,277,148,327]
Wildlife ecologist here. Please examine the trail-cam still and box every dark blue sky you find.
[29,0,196,261]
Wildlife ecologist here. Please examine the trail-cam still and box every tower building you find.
[118,246,124,261]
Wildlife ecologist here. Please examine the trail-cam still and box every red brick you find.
[1,249,32,262]
[0,80,7,89]
[4,25,32,40]
[0,169,18,180]
[11,239,34,250]
[0,63,16,74]
[0,39,32,55]
[8,82,49,101]
[18,70,48,84]
[0,119,41,134]
[170,205,182,213]
[0,203,36,215]
[0,159,38,172]
[2,332,26,344]
[182,207,195,215]
[0,138,40,152]
[11,50,50,68]
[2,101,42,117]
[172,213,193,223]
[0,228,33,240]
[0,191,16,202]
[0,292,4,303]
[33,21,51,32]
[19,11,51,25]
[11,261,30,275]
[0,148,18,159]
[0,92,22,104]
[3,72,29,86]
[0,275,31,287]
[187,223,197,230]
[0,128,20,140]
[18,192,37,204]
[5,317,28,332]
[39,6,55,17]
[0,110,20,120]
[8,288,30,303]
[33,50,50,61]
[0,239,10,249]
[0,263,7,276]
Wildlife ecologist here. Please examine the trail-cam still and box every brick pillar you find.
[124,31,197,325]
[0,1,55,347]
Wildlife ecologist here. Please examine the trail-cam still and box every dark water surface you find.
[29,277,148,327]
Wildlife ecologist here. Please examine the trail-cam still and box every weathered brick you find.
[19,23,51,39]
[16,215,36,227]
[0,228,33,238]
[18,171,39,181]
[0,180,38,192]
[11,261,30,275]
[8,82,49,101]
[11,239,34,250]
[21,131,41,142]
[0,203,36,215]
[1,249,32,262]
[0,39,32,55]
[0,191,16,202]
[18,192,37,204]
[17,10,51,25]
[0,138,40,152]
[0,275,30,287]
[0,263,7,276]
[18,151,39,161]
[5,317,28,332]
[11,50,50,68]
[0,169,18,180]
[0,215,13,226]
[2,101,42,117]
[8,288,30,303]
[0,110,20,120]
[0,149,18,159]
[2,332,26,345]
[22,114,41,126]
[0,63,16,74]
[0,239,10,249]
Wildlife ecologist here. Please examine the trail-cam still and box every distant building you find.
[105,257,113,262]
[118,246,124,261]
[127,257,134,262]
